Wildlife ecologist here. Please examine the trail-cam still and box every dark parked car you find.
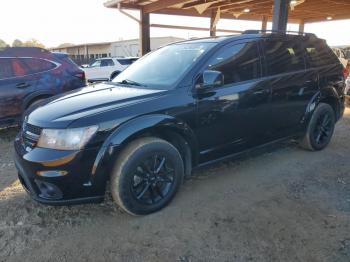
[0,47,86,128]
[14,31,345,215]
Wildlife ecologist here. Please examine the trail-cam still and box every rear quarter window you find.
[20,58,57,74]
[305,41,339,68]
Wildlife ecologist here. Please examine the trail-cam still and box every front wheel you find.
[110,137,184,215]
[300,103,336,151]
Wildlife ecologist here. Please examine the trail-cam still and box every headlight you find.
[37,126,98,150]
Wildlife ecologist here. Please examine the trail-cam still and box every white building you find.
[51,36,184,65]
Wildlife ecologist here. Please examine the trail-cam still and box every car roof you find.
[170,31,320,46]
[0,47,51,58]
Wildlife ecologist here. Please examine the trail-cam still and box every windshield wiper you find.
[117,79,145,87]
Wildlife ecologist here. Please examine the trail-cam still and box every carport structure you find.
[105,0,350,55]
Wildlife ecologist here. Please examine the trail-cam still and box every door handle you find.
[253,89,268,95]
[16,83,30,89]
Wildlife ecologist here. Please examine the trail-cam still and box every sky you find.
[1,0,350,48]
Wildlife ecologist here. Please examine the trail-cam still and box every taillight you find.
[74,71,86,81]
[343,67,349,80]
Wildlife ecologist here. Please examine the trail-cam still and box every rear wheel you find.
[300,103,336,151]
[110,137,184,215]
[110,71,121,80]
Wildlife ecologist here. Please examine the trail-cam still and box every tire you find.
[110,71,121,80]
[300,103,336,151]
[26,98,47,110]
[110,137,184,215]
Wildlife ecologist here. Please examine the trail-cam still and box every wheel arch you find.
[92,114,198,179]
[303,87,342,124]
[23,91,54,110]
[319,86,342,120]
[110,70,121,80]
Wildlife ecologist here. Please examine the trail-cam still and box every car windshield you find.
[113,42,215,89]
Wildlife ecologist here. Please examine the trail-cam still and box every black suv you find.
[14,31,345,215]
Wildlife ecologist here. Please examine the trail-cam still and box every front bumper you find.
[14,135,108,205]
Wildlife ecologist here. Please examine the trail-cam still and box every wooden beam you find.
[140,10,150,55]
[210,9,217,37]
[299,19,305,33]
[261,15,268,30]
[143,0,190,13]
[150,23,242,33]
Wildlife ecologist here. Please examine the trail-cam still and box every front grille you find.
[22,123,42,149]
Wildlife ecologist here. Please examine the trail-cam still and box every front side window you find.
[204,42,261,85]
[263,40,305,75]
[113,42,215,89]
[90,60,101,67]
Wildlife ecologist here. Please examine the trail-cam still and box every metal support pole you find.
[272,0,290,32]
[140,10,151,56]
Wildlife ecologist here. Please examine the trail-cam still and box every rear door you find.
[0,58,37,123]
[261,37,315,138]
[305,39,345,104]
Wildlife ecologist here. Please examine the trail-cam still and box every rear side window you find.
[263,40,305,75]
[0,58,30,79]
[205,42,261,85]
[0,58,14,79]
[20,58,56,74]
[101,59,114,67]
[117,59,135,66]
[305,40,339,68]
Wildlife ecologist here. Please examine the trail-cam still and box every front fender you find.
[91,114,197,178]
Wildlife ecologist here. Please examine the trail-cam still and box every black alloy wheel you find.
[300,103,336,151]
[110,137,184,215]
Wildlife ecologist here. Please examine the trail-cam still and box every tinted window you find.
[263,40,305,75]
[305,40,338,68]
[205,42,261,85]
[0,58,14,79]
[90,60,101,67]
[117,59,136,66]
[101,59,114,67]
[20,58,56,74]
[113,42,215,89]
[0,58,30,79]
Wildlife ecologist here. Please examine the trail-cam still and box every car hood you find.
[27,83,166,128]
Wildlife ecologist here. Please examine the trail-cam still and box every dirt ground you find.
[1,109,350,262]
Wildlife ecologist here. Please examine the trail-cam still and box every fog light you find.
[37,170,68,177]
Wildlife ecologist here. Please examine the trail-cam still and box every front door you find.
[194,41,272,163]
[0,58,36,124]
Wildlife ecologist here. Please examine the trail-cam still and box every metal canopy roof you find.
[105,0,350,23]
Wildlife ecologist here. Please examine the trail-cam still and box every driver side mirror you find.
[196,70,224,91]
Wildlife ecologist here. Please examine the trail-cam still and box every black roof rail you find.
[243,29,317,38]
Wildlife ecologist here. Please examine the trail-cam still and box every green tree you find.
[12,39,24,47]
[0,39,8,48]
[23,38,45,49]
